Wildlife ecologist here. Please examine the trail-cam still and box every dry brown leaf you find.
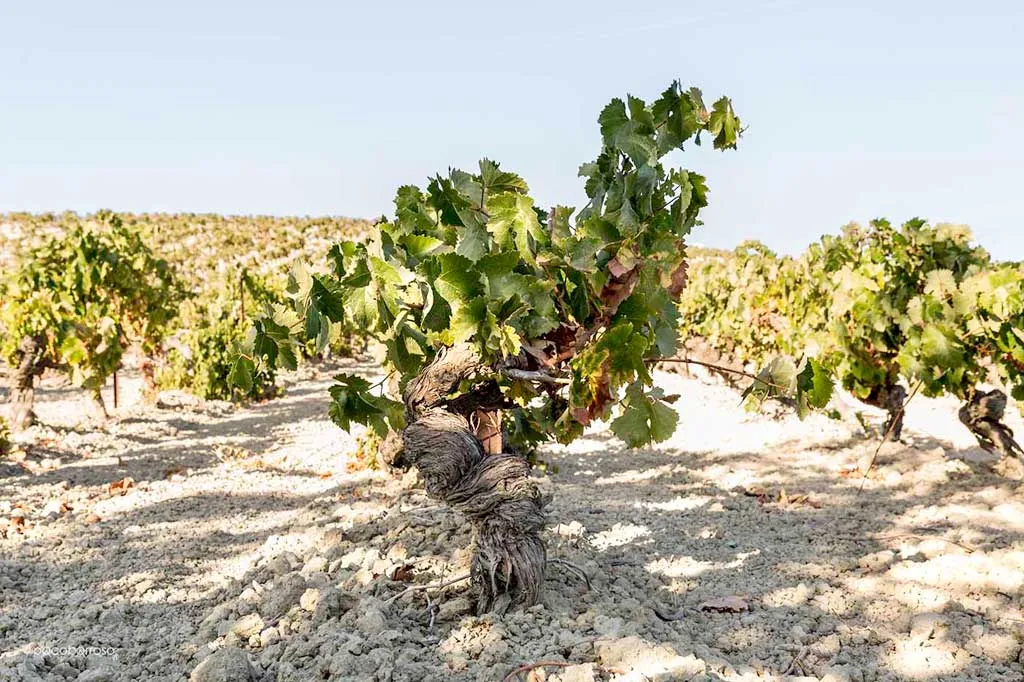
[108,477,136,495]
[391,565,416,582]
[667,258,689,297]
[240,457,267,471]
[607,256,634,279]
[570,407,591,427]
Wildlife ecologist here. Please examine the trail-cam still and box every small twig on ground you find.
[833,533,976,554]
[783,646,808,675]
[384,573,470,605]
[502,661,575,682]
[857,379,924,495]
[652,605,688,622]
[547,558,592,590]
[426,591,436,632]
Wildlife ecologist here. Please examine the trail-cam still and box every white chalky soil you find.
[1,361,1022,682]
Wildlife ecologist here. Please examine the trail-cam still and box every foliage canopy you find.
[235,82,743,448]
[0,214,181,391]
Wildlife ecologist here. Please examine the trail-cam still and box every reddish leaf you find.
[607,257,634,279]
[668,259,689,297]
[599,269,639,316]
[571,408,591,426]
[108,477,136,495]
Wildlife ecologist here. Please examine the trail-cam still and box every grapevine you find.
[234,81,743,611]
[0,214,182,429]
[679,218,1024,456]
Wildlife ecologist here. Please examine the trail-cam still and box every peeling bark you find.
[8,336,44,432]
[89,388,109,421]
[140,357,158,404]
[865,384,906,441]
[402,344,547,613]
[959,389,1023,459]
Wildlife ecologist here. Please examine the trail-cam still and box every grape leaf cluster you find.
[0,214,182,392]
[234,82,743,449]
[680,218,1024,419]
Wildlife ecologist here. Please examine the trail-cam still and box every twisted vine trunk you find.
[140,357,159,404]
[8,336,44,432]
[865,384,906,441]
[401,344,547,614]
[959,389,1023,460]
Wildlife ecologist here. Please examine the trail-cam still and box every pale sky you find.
[2,1,1022,258]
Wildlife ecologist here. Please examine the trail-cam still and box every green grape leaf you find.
[434,253,483,304]
[610,384,679,447]
[229,355,255,393]
[486,193,547,264]
[327,373,405,438]
[456,223,490,262]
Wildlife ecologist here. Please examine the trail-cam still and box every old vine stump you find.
[401,344,547,614]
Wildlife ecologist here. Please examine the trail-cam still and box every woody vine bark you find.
[401,344,547,614]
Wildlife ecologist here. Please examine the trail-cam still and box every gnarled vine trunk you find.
[8,335,44,432]
[401,344,547,614]
[865,384,906,441]
[959,389,1023,460]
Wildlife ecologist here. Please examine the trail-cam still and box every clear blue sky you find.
[2,1,1022,258]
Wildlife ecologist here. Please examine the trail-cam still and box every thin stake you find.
[113,370,119,410]
[856,379,924,495]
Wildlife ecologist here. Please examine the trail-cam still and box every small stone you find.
[198,603,234,642]
[305,572,331,588]
[303,556,328,574]
[446,655,468,672]
[556,663,596,682]
[232,613,264,639]
[595,637,702,676]
[259,627,280,648]
[312,587,355,626]
[76,670,114,682]
[234,599,255,617]
[189,646,254,682]
[299,588,320,612]
[98,608,123,626]
[133,579,156,595]
[976,632,1021,662]
[593,615,624,638]
[355,599,387,635]
[910,613,948,641]
[437,597,473,621]
[265,555,293,577]
[822,665,857,682]
[857,550,895,572]
[41,499,64,518]
[260,572,306,620]
[811,633,842,657]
